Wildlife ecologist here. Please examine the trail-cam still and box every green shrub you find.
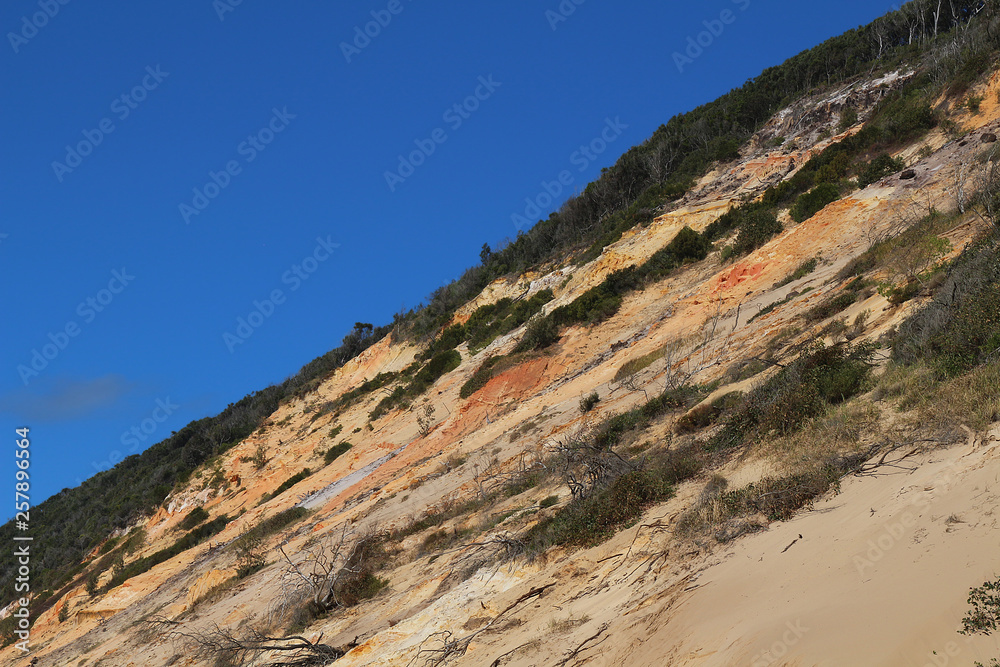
[791,183,841,222]
[777,257,819,287]
[464,290,554,352]
[732,209,783,255]
[324,442,352,465]
[526,470,672,549]
[412,350,462,391]
[838,107,858,131]
[98,536,121,555]
[806,292,858,322]
[105,516,230,591]
[262,469,312,503]
[709,343,874,450]
[894,241,1000,376]
[513,316,561,352]
[675,392,743,433]
[961,576,1000,637]
[178,506,209,531]
[328,425,343,439]
[857,154,905,188]
[460,356,503,399]
[579,392,600,413]
[370,349,462,417]
[550,285,623,328]
[593,385,702,449]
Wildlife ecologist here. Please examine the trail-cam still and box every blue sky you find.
[0,0,891,508]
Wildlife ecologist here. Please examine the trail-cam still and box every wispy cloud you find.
[0,374,134,422]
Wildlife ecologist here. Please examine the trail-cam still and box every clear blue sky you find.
[0,0,890,507]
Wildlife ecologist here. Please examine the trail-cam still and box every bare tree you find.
[273,524,385,625]
[416,402,436,437]
[548,428,638,500]
[170,622,343,666]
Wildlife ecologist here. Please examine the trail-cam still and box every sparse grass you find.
[872,361,939,411]
[777,257,819,287]
[761,400,878,470]
[549,613,591,633]
[677,453,863,540]
[260,469,312,503]
[189,574,239,609]
[913,360,1000,438]
[613,344,674,382]
[805,292,858,323]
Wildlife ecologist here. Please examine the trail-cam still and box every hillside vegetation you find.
[5,2,1000,665]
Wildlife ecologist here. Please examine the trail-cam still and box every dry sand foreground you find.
[614,433,1000,666]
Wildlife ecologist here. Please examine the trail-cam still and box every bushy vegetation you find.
[547,225,709,331]
[397,2,981,343]
[5,0,997,625]
[0,322,387,603]
[791,183,843,222]
[105,516,231,591]
[261,469,313,503]
[178,506,209,531]
[962,576,1000,637]
[324,442,353,465]
[525,470,672,549]
[857,153,905,188]
[579,392,601,413]
[370,349,462,419]
[710,343,875,450]
[894,238,1000,377]
[464,290,554,353]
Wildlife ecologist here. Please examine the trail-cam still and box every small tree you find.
[234,524,266,578]
[251,443,269,470]
[416,403,435,436]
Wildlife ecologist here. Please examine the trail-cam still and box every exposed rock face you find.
[8,68,1000,667]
